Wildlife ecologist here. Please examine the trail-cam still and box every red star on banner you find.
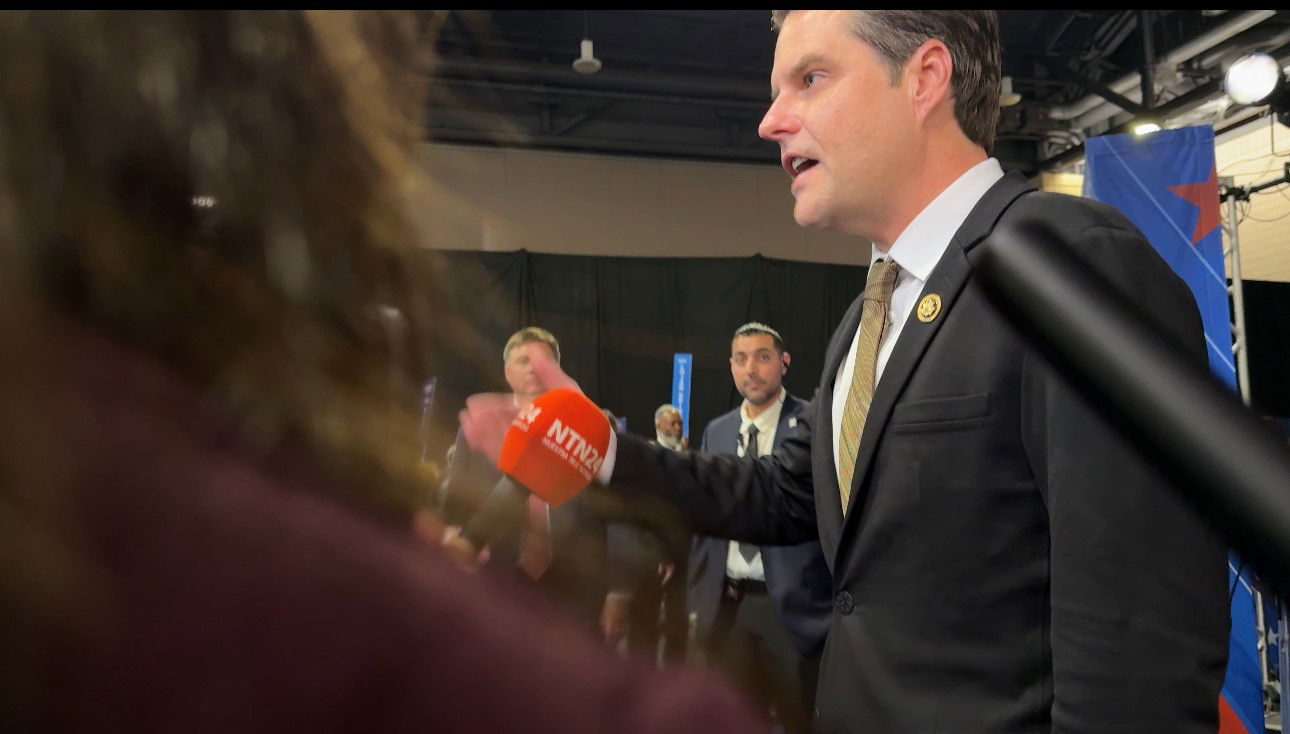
[1168,165,1220,245]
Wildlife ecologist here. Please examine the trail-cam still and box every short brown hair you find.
[503,326,561,364]
[771,10,1000,152]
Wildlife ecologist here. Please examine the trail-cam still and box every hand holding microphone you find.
[454,387,611,561]
[459,350,583,463]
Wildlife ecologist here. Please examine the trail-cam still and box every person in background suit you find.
[689,322,831,734]
[441,327,612,627]
[650,405,692,665]
[461,9,1228,733]
[603,405,693,665]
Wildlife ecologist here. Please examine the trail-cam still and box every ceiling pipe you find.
[1048,9,1275,123]
[1075,19,1290,133]
[1197,24,1290,71]
[425,127,776,164]
[430,58,768,104]
[431,77,770,111]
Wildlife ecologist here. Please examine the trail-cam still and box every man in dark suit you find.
[689,322,832,734]
[603,404,692,662]
[441,327,613,627]
[463,10,1230,733]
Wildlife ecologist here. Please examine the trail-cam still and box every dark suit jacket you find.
[441,429,611,626]
[608,173,1229,733]
[688,393,832,656]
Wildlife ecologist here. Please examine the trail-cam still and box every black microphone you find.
[458,475,530,553]
[975,216,1290,598]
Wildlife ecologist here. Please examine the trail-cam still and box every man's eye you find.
[804,71,821,87]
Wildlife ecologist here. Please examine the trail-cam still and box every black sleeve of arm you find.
[438,429,474,526]
[609,405,818,546]
[605,522,662,595]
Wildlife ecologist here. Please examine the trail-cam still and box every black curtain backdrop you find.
[1243,279,1290,419]
[426,250,866,461]
[424,248,1290,464]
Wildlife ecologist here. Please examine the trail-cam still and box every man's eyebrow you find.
[771,53,832,102]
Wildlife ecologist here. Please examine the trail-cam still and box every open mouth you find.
[788,156,819,178]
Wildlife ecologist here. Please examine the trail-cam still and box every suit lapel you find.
[773,394,804,449]
[724,413,741,455]
[839,173,1035,528]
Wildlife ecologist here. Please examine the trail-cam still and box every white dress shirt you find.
[830,158,1004,465]
[725,389,785,581]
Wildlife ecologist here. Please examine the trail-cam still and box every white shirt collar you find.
[870,158,1005,281]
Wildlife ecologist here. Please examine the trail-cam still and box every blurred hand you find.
[680,435,689,450]
[529,350,582,395]
[600,594,631,647]
[441,525,490,571]
[458,394,518,465]
[458,349,584,462]
[411,509,446,546]
[658,562,675,586]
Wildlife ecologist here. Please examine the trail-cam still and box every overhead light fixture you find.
[1133,121,1162,136]
[572,39,602,75]
[572,12,602,75]
[1224,52,1283,106]
[999,76,1021,107]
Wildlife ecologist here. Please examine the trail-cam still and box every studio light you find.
[1133,121,1162,136]
[999,76,1022,107]
[1224,53,1283,106]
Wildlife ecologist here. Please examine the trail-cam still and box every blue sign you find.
[671,353,693,438]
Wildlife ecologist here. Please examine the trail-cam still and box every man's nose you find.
[758,96,798,142]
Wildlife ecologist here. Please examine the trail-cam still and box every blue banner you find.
[672,353,693,438]
[1083,126,1235,389]
[1085,126,1261,734]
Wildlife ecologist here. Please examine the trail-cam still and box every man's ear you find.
[781,351,791,372]
[905,38,953,127]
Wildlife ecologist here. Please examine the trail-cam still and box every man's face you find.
[758,10,915,239]
[503,341,555,401]
[656,410,682,440]
[730,333,788,407]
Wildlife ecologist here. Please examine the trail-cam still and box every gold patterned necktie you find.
[836,259,900,515]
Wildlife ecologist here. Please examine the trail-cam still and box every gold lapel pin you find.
[916,293,942,323]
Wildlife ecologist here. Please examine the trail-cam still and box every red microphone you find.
[500,388,611,505]
[458,388,610,550]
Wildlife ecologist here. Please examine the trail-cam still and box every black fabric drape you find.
[1242,279,1290,418]
[425,250,865,462]
[424,249,1290,465]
